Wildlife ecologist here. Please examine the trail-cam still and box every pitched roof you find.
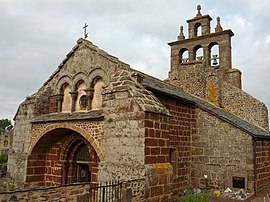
[140,72,270,139]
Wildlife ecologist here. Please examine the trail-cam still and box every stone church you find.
[8,5,270,201]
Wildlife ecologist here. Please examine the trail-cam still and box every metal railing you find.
[89,181,122,202]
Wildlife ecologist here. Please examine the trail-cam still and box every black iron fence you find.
[89,181,122,202]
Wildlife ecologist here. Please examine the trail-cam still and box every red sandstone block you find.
[49,148,58,154]
[161,131,169,139]
[156,130,161,138]
[158,139,165,147]
[45,161,51,166]
[160,148,168,155]
[156,156,165,163]
[149,113,160,121]
[26,175,44,182]
[148,129,155,137]
[27,168,34,175]
[47,154,58,161]
[145,138,158,146]
[154,122,160,128]
[145,147,151,155]
[28,160,45,167]
[27,155,36,160]
[145,155,157,164]
[35,167,45,174]
[151,147,161,155]
[36,154,45,160]
[145,120,154,127]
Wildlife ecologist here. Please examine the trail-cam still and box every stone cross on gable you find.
[83,23,88,39]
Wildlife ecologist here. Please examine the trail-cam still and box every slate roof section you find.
[141,73,270,139]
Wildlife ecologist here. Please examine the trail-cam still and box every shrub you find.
[180,189,209,202]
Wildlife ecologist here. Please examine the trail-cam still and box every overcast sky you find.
[1,0,270,122]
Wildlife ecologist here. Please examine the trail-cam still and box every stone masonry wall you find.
[191,108,254,192]
[0,183,90,202]
[254,139,270,192]
[144,112,172,202]
[100,88,145,182]
[155,92,197,194]
[8,97,36,188]
[30,120,104,157]
[168,63,206,99]
[222,82,268,130]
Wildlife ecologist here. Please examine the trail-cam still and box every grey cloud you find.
[1,0,270,121]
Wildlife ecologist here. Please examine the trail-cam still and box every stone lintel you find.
[31,110,104,123]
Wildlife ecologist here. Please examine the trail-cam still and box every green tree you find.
[0,119,13,134]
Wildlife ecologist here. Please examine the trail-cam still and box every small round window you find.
[79,95,88,109]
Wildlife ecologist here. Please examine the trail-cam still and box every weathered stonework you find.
[30,120,104,158]
[191,109,254,191]
[7,5,270,201]
[0,183,90,202]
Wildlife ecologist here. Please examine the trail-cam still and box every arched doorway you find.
[26,128,99,187]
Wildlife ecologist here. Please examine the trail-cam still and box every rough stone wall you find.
[254,139,270,192]
[155,92,197,194]
[100,85,145,182]
[8,97,35,187]
[40,38,129,102]
[222,82,268,130]
[191,108,254,192]
[0,183,90,202]
[9,38,130,188]
[167,62,206,99]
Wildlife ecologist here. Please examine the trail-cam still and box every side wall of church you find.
[7,97,36,188]
[144,112,172,202]
[154,92,197,195]
[100,88,146,201]
[222,82,268,130]
[191,108,254,192]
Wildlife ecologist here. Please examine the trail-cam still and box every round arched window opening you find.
[76,144,90,162]
[79,95,88,110]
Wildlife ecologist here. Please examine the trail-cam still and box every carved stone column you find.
[70,91,78,112]
[85,88,94,110]
[56,94,64,113]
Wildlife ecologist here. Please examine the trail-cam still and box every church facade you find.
[8,6,270,201]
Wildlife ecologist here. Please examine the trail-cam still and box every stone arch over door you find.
[30,122,104,161]
[26,127,100,187]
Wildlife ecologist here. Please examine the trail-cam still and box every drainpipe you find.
[253,137,257,196]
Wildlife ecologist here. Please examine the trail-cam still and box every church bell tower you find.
[167,5,241,107]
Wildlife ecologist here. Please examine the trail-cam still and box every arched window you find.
[209,42,220,66]
[195,23,202,37]
[61,83,72,112]
[75,81,87,111]
[179,48,189,63]
[91,77,104,109]
[194,45,203,60]
[76,145,90,162]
